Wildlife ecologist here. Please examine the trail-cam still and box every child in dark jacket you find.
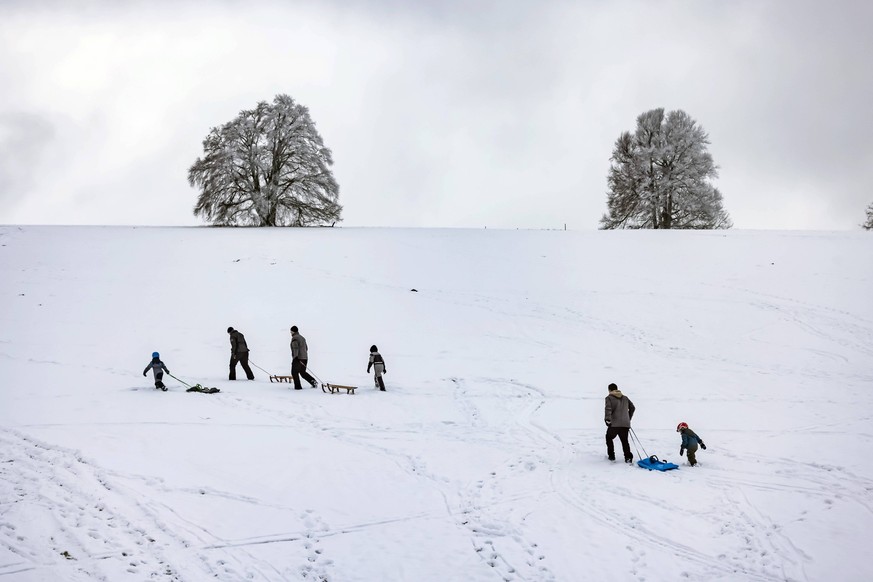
[677,422,707,466]
[367,345,387,391]
[143,352,170,391]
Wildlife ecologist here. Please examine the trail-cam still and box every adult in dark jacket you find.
[227,326,255,380]
[290,325,317,390]
[604,382,636,463]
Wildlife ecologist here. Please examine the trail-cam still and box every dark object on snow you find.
[410,288,418,292]
[637,455,679,471]
[186,384,220,394]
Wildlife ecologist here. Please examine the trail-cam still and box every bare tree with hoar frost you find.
[600,108,731,230]
[189,94,341,226]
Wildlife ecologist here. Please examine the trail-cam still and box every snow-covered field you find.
[1,225,872,582]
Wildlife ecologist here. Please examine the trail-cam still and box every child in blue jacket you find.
[143,352,170,391]
[677,422,707,466]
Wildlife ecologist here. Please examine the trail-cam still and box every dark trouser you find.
[373,362,386,391]
[230,352,255,380]
[292,358,316,389]
[154,371,165,389]
[606,427,632,461]
[686,444,699,466]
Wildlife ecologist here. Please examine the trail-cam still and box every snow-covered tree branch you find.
[863,202,873,230]
[600,108,731,230]
[188,94,342,227]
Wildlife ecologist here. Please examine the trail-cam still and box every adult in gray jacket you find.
[227,326,255,380]
[290,325,317,390]
[604,382,636,463]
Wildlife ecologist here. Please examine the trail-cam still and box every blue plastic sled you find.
[637,455,679,471]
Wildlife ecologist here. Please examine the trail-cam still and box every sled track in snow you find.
[224,384,559,581]
[0,428,187,580]
[717,283,873,360]
[555,460,805,580]
[712,450,873,517]
[450,377,559,582]
[0,427,308,581]
[222,379,564,581]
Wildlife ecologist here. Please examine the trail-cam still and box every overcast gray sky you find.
[1,0,871,229]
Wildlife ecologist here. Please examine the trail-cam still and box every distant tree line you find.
[189,97,738,229]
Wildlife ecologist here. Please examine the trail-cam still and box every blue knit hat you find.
[152,352,160,359]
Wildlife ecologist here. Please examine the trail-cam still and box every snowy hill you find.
[1,225,872,581]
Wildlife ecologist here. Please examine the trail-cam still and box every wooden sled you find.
[321,383,357,395]
[270,375,294,383]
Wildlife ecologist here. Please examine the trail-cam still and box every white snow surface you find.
[1,225,872,582]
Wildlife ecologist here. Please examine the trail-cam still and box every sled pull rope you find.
[166,373,193,389]
[248,359,273,375]
[629,427,649,460]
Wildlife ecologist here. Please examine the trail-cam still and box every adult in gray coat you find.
[604,382,636,463]
[290,325,317,390]
[227,326,255,380]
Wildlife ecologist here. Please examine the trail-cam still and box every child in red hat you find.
[677,422,707,466]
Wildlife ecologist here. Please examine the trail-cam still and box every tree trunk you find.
[662,193,673,229]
